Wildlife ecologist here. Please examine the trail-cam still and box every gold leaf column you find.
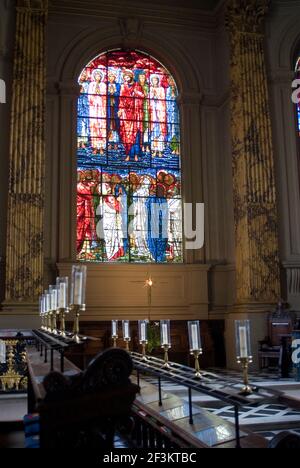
[5,0,48,303]
[226,0,280,308]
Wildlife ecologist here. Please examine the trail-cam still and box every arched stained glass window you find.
[296,56,300,137]
[76,50,183,263]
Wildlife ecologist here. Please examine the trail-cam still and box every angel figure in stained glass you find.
[149,75,167,157]
[77,70,90,149]
[132,176,152,258]
[88,69,107,154]
[136,71,150,153]
[107,70,121,148]
[77,170,100,259]
[166,76,180,155]
[98,175,126,261]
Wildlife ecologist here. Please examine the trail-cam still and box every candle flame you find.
[145,278,153,288]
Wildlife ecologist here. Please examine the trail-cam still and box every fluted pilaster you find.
[5,0,48,302]
[226,0,280,305]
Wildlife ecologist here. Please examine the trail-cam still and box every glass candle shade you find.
[39,295,44,317]
[70,265,87,307]
[235,320,252,361]
[56,277,69,309]
[112,320,118,338]
[49,285,58,311]
[188,321,202,353]
[45,290,51,313]
[160,320,171,347]
[138,320,148,343]
[122,320,131,341]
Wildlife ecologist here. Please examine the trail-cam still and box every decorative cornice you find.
[226,0,270,35]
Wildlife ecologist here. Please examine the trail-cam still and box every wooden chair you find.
[258,314,295,370]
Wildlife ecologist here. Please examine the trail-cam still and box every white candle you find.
[191,324,199,351]
[58,282,66,308]
[74,271,83,305]
[0,341,6,364]
[51,289,58,311]
[239,326,248,358]
[141,322,146,342]
[112,321,117,337]
[46,293,51,312]
[162,324,169,346]
[124,322,130,339]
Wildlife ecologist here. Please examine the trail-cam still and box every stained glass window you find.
[296,57,300,137]
[76,50,183,263]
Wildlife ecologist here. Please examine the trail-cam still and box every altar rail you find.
[0,332,32,393]
[131,352,281,448]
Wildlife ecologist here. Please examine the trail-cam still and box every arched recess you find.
[44,23,211,321]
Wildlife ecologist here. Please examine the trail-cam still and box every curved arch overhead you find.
[77,49,183,264]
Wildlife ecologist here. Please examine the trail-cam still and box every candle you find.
[191,324,199,351]
[39,297,43,315]
[74,271,83,305]
[51,288,58,311]
[141,322,146,342]
[239,326,248,358]
[58,282,67,308]
[162,324,168,346]
[124,322,129,339]
[112,321,118,337]
[46,292,51,312]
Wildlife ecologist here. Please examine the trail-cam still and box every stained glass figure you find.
[77,50,183,263]
[296,57,300,137]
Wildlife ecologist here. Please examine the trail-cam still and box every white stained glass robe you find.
[168,196,182,257]
[132,183,151,256]
[101,184,125,261]
[88,81,107,150]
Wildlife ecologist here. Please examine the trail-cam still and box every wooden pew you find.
[26,346,139,448]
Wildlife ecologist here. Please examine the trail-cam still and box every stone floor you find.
[143,368,300,442]
[1,368,300,447]
[0,394,27,423]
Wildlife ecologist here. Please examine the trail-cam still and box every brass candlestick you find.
[48,311,53,333]
[141,341,147,361]
[52,310,58,335]
[193,350,202,379]
[239,357,253,396]
[124,339,130,352]
[112,336,118,348]
[45,313,50,332]
[58,308,68,337]
[163,345,170,369]
[71,304,84,343]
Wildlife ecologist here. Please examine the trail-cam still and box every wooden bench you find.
[26,346,139,448]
